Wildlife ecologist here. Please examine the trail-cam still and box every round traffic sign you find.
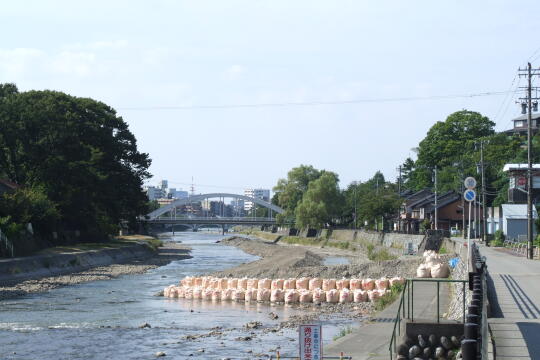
[464,189,476,202]
[464,177,477,189]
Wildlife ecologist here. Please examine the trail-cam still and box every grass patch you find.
[374,283,404,311]
[326,241,355,251]
[439,246,448,254]
[38,235,163,255]
[280,236,324,247]
[333,325,354,341]
[10,266,21,274]
[367,244,397,261]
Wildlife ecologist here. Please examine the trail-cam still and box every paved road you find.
[325,281,450,359]
[482,245,540,360]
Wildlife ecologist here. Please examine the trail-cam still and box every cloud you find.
[0,48,45,78]
[224,65,245,80]
[65,40,129,51]
[50,51,96,76]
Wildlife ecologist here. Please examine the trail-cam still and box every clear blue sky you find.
[1,1,539,194]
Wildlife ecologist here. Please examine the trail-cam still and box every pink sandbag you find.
[285,289,299,304]
[181,277,193,287]
[296,277,309,290]
[349,278,362,290]
[375,278,389,290]
[193,287,203,299]
[270,289,284,302]
[194,277,203,287]
[339,289,353,303]
[353,290,368,303]
[184,287,193,299]
[336,279,350,290]
[212,290,221,301]
[426,255,443,268]
[271,279,284,290]
[201,277,211,289]
[367,290,381,302]
[203,289,213,301]
[245,289,258,302]
[247,278,259,290]
[164,285,173,297]
[389,277,405,287]
[175,286,185,298]
[299,290,313,303]
[326,289,339,303]
[284,278,296,290]
[416,264,431,278]
[430,263,450,278]
[313,289,326,304]
[237,278,248,290]
[259,278,272,289]
[221,289,233,301]
[218,278,229,290]
[227,278,238,289]
[257,288,271,302]
[322,279,336,291]
[168,287,177,298]
[209,279,219,289]
[362,278,375,290]
[309,278,322,290]
[233,290,245,301]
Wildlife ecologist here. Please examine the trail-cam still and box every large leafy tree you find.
[273,165,322,223]
[0,84,151,237]
[295,171,342,228]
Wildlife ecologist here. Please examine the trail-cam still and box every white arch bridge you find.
[142,193,285,226]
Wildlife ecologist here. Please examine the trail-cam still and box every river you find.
[0,232,351,359]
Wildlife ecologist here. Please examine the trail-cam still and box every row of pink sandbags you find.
[177,275,405,292]
[164,286,390,304]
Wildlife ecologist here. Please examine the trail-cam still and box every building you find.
[0,178,19,196]
[504,113,540,136]
[244,188,270,212]
[501,204,538,241]
[398,190,468,233]
[503,164,540,204]
[230,198,245,216]
[144,185,164,201]
[167,188,188,199]
[159,180,168,192]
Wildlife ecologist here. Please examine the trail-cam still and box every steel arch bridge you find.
[144,193,284,225]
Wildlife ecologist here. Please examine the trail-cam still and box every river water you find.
[0,232,351,359]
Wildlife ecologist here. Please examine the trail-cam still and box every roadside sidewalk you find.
[482,245,540,360]
[325,281,450,360]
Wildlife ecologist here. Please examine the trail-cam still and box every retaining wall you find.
[0,243,155,284]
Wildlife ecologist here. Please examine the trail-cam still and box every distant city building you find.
[167,188,188,199]
[144,185,164,201]
[230,198,245,216]
[159,180,168,192]
[244,188,270,212]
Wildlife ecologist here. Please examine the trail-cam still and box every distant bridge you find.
[143,193,285,227]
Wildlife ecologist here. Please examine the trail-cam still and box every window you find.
[515,120,526,128]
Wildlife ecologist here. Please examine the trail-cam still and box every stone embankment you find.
[0,240,191,299]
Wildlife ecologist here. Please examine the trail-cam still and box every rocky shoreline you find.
[0,241,191,300]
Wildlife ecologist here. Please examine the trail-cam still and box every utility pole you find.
[480,141,488,244]
[518,63,540,259]
[434,167,438,230]
[397,166,402,232]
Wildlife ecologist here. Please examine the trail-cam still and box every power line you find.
[117,90,512,111]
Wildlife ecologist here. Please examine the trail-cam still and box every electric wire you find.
[118,90,512,111]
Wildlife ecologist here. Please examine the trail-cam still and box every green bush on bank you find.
[374,283,404,311]
[366,243,397,261]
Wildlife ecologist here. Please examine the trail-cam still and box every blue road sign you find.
[464,189,476,202]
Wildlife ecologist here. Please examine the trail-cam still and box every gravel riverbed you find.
[0,242,191,300]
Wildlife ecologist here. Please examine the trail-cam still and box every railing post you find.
[462,281,466,323]
[437,281,440,323]
[411,280,414,321]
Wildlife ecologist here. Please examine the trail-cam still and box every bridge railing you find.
[154,216,275,221]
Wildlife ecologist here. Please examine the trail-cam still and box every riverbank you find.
[214,235,420,279]
[0,237,192,300]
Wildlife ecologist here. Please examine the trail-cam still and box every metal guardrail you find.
[388,278,468,360]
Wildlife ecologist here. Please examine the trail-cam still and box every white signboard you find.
[299,324,323,360]
[464,177,477,189]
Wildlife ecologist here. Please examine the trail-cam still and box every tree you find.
[0,84,151,238]
[273,165,322,223]
[294,172,342,228]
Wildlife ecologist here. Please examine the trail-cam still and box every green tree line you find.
[0,83,151,243]
[273,110,531,230]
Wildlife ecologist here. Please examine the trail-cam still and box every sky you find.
[1,0,540,195]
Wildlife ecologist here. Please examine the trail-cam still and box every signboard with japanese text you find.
[299,324,323,360]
